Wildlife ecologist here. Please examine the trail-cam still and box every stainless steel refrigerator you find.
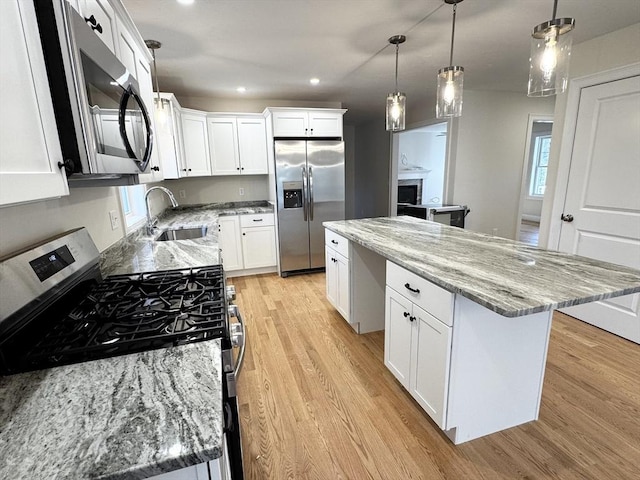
[275,140,345,275]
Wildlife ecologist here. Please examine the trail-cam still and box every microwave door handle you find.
[301,166,308,222]
[118,86,153,173]
[308,165,314,221]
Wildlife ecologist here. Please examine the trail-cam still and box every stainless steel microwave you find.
[34,0,153,185]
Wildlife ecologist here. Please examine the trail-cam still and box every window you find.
[529,134,551,197]
[119,185,147,232]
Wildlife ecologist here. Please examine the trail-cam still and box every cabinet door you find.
[410,304,452,429]
[325,248,338,309]
[237,117,268,174]
[308,111,343,138]
[80,0,117,54]
[271,111,308,137]
[0,0,69,206]
[242,226,277,268]
[335,252,350,321]
[218,216,243,271]
[172,106,189,177]
[384,287,414,389]
[208,118,239,175]
[155,100,180,179]
[182,112,212,176]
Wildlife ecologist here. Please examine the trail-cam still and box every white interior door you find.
[558,75,640,343]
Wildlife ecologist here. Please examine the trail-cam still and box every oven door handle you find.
[233,309,246,378]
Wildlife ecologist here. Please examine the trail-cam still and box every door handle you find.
[301,166,308,221]
[561,214,574,223]
[308,166,314,221]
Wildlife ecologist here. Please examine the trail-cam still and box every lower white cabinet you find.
[0,0,69,207]
[384,263,453,429]
[325,244,350,322]
[219,214,276,272]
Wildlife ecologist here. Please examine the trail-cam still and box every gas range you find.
[0,228,245,479]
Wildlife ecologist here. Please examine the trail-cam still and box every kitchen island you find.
[323,216,640,444]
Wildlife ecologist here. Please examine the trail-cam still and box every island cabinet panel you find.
[386,261,453,326]
[325,230,351,323]
[384,267,453,429]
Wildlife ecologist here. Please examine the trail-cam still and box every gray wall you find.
[353,118,391,218]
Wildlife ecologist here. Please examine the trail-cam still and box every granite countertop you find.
[323,216,640,317]
[101,201,273,276]
[0,341,223,480]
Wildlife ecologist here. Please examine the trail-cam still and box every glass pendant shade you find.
[436,66,463,118]
[527,18,574,96]
[386,92,406,131]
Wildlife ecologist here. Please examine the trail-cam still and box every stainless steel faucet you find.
[145,186,179,234]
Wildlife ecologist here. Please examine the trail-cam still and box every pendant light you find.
[386,35,407,132]
[144,39,165,113]
[436,0,464,119]
[527,0,575,97]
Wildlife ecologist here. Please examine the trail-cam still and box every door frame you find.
[545,62,640,250]
[389,117,457,216]
[515,114,554,242]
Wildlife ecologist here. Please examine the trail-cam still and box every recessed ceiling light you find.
[177,0,194,5]
[236,86,247,93]
[310,78,320,86]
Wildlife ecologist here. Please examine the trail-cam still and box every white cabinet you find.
[384,262,453,429]
[240,214,276,268]
[269,108,346,138]
[0,0,69,207]
[218,216,243,271]
[182,110,212,177]
[155,94,187,179]
[79,0,117,54]
[115,16,161,183]
[219,214,276,272]
[208,116,268,175]
[325,231,350,322]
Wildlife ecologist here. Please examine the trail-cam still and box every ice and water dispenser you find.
[283,181,304,208]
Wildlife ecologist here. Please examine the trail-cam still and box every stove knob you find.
[226,285,236,301]
[230,322,244,348]
[227,304,238,318]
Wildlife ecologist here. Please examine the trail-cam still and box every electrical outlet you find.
[179,190,186,199]
[109,210,120,231]
[239,187,245,196]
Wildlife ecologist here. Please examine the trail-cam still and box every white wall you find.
[163,175,269,205]
[177,96,342,114]
[0,186,124,257]
[540,23,640,248]
[452,90,555,238]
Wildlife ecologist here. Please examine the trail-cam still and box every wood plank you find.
[231,273,640,479]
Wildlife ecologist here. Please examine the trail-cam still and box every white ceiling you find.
[122,0,640,124]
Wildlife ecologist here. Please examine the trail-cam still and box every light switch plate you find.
[109,210,120,230]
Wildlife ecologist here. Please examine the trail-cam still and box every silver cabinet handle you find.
[309,165,314,221]
[301,166,308,221]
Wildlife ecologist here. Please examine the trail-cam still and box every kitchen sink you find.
[154,226,208,242]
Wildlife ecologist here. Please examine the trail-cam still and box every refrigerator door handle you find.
[301,165,308,221]
[308,166,314,221]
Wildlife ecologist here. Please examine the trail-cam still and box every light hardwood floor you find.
[230,272,640,480]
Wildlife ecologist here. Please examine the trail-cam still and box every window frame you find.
[528,133,552,198]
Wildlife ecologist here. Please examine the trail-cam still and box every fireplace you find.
[397,178,423,205]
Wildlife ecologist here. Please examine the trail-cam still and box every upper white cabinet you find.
[181,110,212,177]
[208,116,268,175]
[155,94,186,179]
[79,0,117,53]
[0,0,69,207]
[268,108,346,138]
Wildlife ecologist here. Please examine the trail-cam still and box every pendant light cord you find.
[151,48,161,106]
[552,0,558,20]
[449,1,457,67]
[394,42,399,92]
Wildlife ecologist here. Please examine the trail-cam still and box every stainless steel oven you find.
[34,0,153,185]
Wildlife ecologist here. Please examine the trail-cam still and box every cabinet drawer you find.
[386,261,453,326]
[325,229,349,258]
[240,213,274,227]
